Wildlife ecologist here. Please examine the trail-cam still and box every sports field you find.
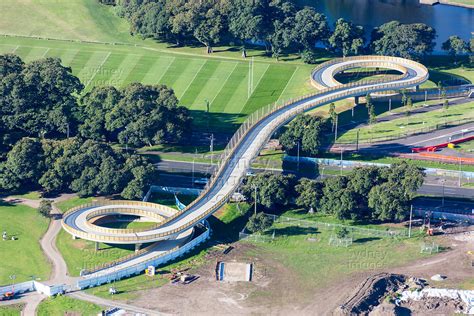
[0,36,314,132]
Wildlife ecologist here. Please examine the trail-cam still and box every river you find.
[296,0,473,50]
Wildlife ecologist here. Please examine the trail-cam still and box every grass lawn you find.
[147,192,197,210]
[9,191,42,200]
[0,304,23,316]
[56,228,136,277]
[37,295,102,316]
[55,196,93,213]
[337,101,474,143]
[455,140,474,153]
[0,201,50,284]
[245,212,440,294]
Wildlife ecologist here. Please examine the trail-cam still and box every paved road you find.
[156,159,474,198]
[332,122,474,153]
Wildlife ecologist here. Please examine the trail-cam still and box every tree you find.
[380,161,424,199]
[442,36,468,60]
[121,155,158,199]
[368,183,409,221]
[366,94,377,125]
[370,21,436,59]
[246,212,272,233]
[228,0,269,53]
[0,138,44,191]
[38,199,52,217]
[320,176,358,220]
[295,178,324,210]
[329,18,364,57]
[105,83,192,147]
[0,56,83,138]
[292,7,329,50]
[328,103,337,132]
[279,114,326,156]
[241,172,295,210]
[335,227,349,239]
[78,86,121,141]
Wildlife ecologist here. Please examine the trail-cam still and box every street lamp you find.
[252,185,258,215]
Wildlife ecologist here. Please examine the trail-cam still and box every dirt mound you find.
[399,296,466,315]
[335,273,406,315]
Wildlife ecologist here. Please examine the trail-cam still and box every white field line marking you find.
[11,45,19,53]
[155,57,176,83]
[84,52,111,88]
[209,62,239,106]
[276,66,299,103]
[178,60,208,99]
[250,63,270,95]
[41,48,50,58]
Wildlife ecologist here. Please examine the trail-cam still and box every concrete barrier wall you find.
[0,281,34,296]
[77,224,211,289]
[284,155,474,180]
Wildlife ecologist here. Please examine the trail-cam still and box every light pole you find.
[340,148,344,176]
[408,205,413,238]
[442,179,445,209]
[253,185,258,215]
[458,158,462,187]
[297,140,300,172]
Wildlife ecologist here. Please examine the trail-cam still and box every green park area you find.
[0,201,50,284]
[337,101,474,143]
[0,304,23,316]
[37,295,102,316]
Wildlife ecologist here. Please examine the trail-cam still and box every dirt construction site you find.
[112,228,474,315]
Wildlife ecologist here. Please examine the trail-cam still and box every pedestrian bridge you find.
[61,56,428,287]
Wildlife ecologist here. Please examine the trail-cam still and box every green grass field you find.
[337,101,474,143]
[55,196,93,213]
[37,296,102,316]
[0,36,314,132]
[0,201,50,284]
[245,210,438,294]
[0,304,22,316]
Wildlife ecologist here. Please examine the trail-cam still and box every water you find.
[296,0,473,50]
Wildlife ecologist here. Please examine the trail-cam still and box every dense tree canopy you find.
[0,137,157,199]
[329,18,364,57]
[241,172,295,210]
[279,114,327,156]
[0,54,83,139]
[442,36,469,59]
[370,21,436,59]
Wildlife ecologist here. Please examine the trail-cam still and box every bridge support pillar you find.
[95,242,100,252]
[415,85,420,92]
[72,235,77,240]
[135,243,142,252]
[354,96,360,106]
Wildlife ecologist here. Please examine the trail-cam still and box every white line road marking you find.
[84,52,111,88]
[209,62,238,106]
[178,60,207,99]
[408,127,474,146]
